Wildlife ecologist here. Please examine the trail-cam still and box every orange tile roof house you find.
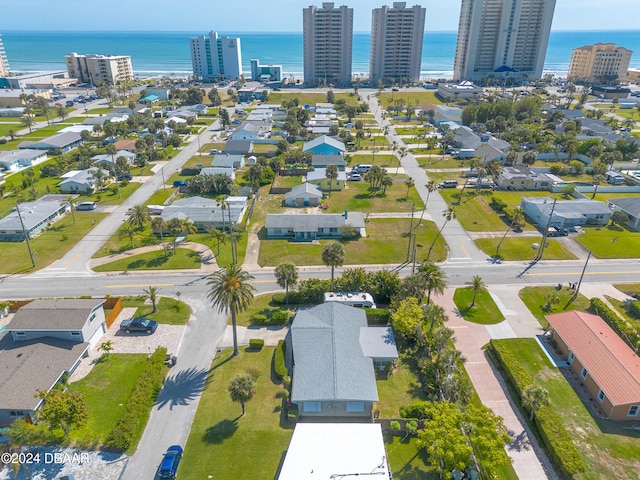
[546,311,640,420]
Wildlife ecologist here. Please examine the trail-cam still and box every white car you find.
[348,173,362,181]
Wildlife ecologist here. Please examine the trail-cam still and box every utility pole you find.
[570,250,592,304]
[406,202,415,262]
[534,198,557,263]
[15,203,35,268]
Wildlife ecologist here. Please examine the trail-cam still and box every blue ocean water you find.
[2,30,640,80]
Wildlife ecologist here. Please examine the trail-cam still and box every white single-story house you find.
[609,197,640,230]
[200,167,236,180]
[284,183,323,207]
[266,212,366,240]
[224,140,254,156]
[19,132,83,154]
[0,195,70,241]
[212,154,245,169]
[91,150,136,168]
[521,197,612,229]
[160,196,248,230]
[0,149,47,171]
[58,168,102,193]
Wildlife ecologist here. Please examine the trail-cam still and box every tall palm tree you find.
[275,262,298,304]
[322,241,346,291]
[522,385,550,421]
[119,223,139,249]
[495,207,524,258]
[207,227,226,256]
[151,217,167,245]
[167,217,184,254]
[144,286,159,313]
[405,177,415,199]
[126,205,150,230]
[466,275,487,308]
[207,265,256,356]
[105,143,118,168]
[181,219,198,241]
[417,261,447,304]
[426,207,455,261]
[63,196,77,224]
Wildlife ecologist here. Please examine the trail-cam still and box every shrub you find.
[271,310,289,325]
[181,167,201,176]
[246,367,262,380]
[629,300,640,320]
[250,313,268,325]
[271,293,286,305]
[274,339,288,380]
[289,278,331,304]
[389,420,401,431]
[490,196,507,212]
[405,420,418,435]
[249,338,264,351]
[0,139,6,145]
[366,308,390,325]
[590,298,640,351]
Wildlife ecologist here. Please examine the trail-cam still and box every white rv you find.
[323,292,376,309]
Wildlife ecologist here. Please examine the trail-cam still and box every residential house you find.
[278,424,390,480]
[229,123,263,141]
[200,166,235,180]
[609,197,640,230]
[437,81,483,101]
[224,139,254,156]
[0,299,107,426]
[284,183,323,207]
[160,196,247,231]
[288,302,397,418]
[266,212,365,240]
[474,144,506,163]
[302,135,346,156]
[19,132,83,154]
[0,195,70,241]
[0,107,26,118]
[306,168,347,191]
[496,166,561,191]
[212,154,245,169]
[452,125,481,150]
[311,154,346,170]
[91,150,136,168]
[0,149,47,172]
[546,311,640,421]
[58,168,102,193]
[114,140,138,153]
[520,197,612,229]
[145,88,171,101]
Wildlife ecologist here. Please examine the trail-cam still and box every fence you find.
[103,297,123,328]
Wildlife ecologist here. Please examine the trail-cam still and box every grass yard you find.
[614,283,640,298]
[575,225,640,259]
[258,218,447,266]
[272,175,303,190]
[378,91,441,109]
[92,248,201,272]
[474,237,578,261]
[384,436,437,480]
[518,286,591,328]
[122,296,191,325]
[376,352,428,418]
[346,153,397,166]
[492,338,640,480]
[86,107,114,115]
[68,354,149,448]
[269,91,362,106]
[85,182,141,205]
[232,293,293,327]
[604,296,639,326]
[178,347,293,480]
[0,212,106,274]
[420,156,463,169]
[453,287,505,325]
[144,188,175,207]
[324,178,424,213]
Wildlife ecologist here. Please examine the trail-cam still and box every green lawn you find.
[453,288,505,325]
[385,436,437,480]
[575,225,640,259]
[324,179,424,213]
[518,286,591,328]
[492,338,640,480]
[144,188,175,207]
[378,91,441,109]
[269,91,362,106]
[258,218,447,267]
[346,153,397,166]
[376,352,428,418]
[92,248,201,272]
[86,108,114,115]
[0,212,106,274]
[233,293,293,326]
[68,354,149,448]
[178,347,293,480]
[122,296,191,325]
[614,283,640,298]
[474,237,578,261]
[420,156,463,169]
[604,296,639,326]
[272,175,303,190]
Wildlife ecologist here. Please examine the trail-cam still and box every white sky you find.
[1,0,639,32]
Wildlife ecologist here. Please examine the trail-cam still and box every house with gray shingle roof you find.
[609,197,640,230]
[160,196,248,230]
[520,197,612,229]
[0,195,70,241]
[18,132,83,154]
[266,212,365,240]
[289,303,397,418]
[284,183,323,207]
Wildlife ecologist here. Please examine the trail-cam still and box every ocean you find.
[2,30,640,80]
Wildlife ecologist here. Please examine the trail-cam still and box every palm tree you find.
[422,302,447,334]
[206,227,226,256]
[322,241,346,290]
[275,262,298,304]
[63,196,77,224]
[466,275,486,308]
[228,374,256,415]
[207,265,256,356]
[405,177,415,199]
[426,207,455,261]
[495,207,525,258]
[99,340,114,358]
[119,223,139,249]
[90,166,109,191]
[181,219,198,241]
[151,217,167,245]
[144,286,159,313]
[167,217,184,254]
[126,205,150,230]
[522,384,550,421]
[417,261,447,304]
[105,143,118,167]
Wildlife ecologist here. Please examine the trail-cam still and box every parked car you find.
[157,445,183,479]
[120,317,158,334]
[173,180,188,187]
[348,173,362,181]
[65,100,75,108]
[117,173,133,181]
[76,201,97,211]
[439,180,459,188]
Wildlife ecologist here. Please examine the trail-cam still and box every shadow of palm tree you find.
[202,418,240,444]
[156,366,208,410]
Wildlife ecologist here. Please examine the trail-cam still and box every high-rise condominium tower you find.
[190,32,243,82]
[453,0,556,84]
[65,53,133,86]
[568,43,632,84]
[370,2,426,85]
[0,34,9,77]
[303,3,353,86]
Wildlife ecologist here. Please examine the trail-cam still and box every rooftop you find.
[8,299,105,331]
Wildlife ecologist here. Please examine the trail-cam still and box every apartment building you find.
[370,2,426,85]
[568,43,633,84]
[453,0,556,84]
[190,31,243,82]
[65,53,134,86]
[303,3,353,87]
[0,34,9,77]
[250,59,282,82]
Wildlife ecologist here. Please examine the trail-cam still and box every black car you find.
[119,317,158,334]
[158,445,183,479]
[117,173,133,181]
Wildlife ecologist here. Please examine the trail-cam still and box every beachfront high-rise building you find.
[453,0,556,84]
[0,34,10,77]
[370,3,426,86]
[190,32,243,82]
[65,53,133,86]
[303,3,353,87]
[567,43,633,85]
[250,59,283,83]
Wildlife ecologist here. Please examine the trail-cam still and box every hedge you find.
[106,347,167,451]
[590,298,640,351]
[274,339,288,380]
[249,338,264,351]
[629,300,640,320]
[487,340,585,478]
[365,308,390,325]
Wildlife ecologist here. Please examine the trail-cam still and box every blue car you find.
[158,445,183,479]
